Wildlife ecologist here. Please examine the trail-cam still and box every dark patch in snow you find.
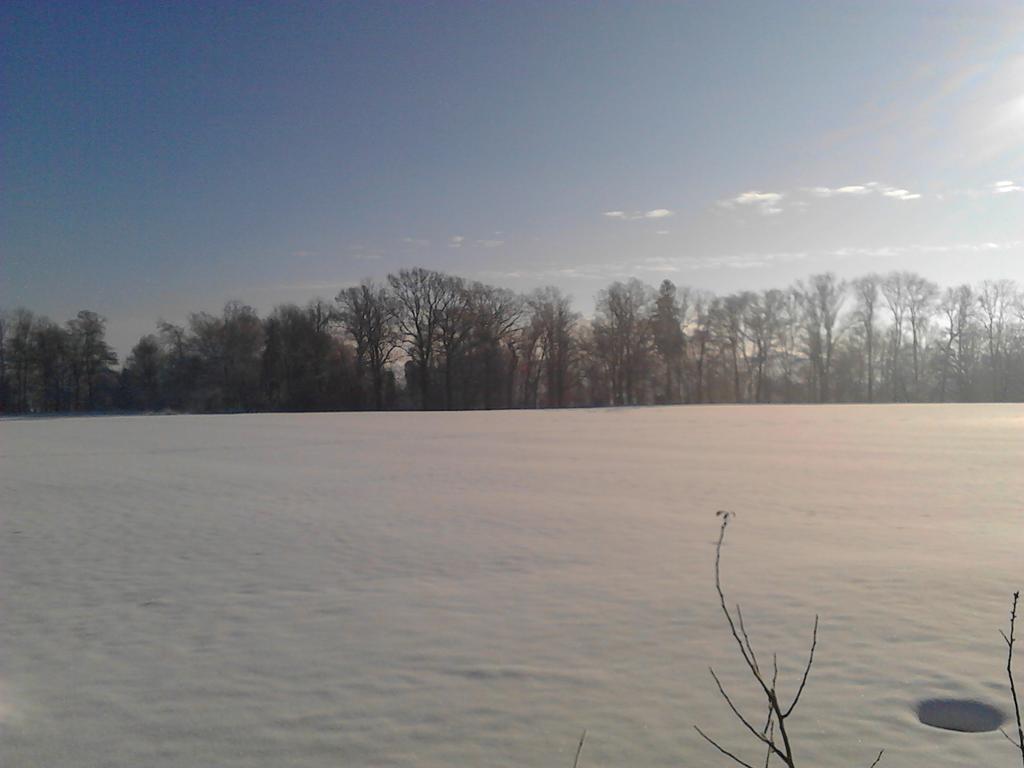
[915,698,1006,732]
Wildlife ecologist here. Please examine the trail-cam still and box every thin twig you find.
[867,748,884,768]
[695,725,758,768]
[1005,591,1024,767]
[572,729,586,768]
[782,615,818,718]
[736,604,762,675]
[713,513,764,685]
[708,667,781,754]
[763,717,775,768]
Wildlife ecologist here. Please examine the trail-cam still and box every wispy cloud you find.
[879,186,922,201]
[993,180,1023,194]
[401,237,430,247]
[476,239,505,248]
[603,208,675,221]
[804,182,922,201]
[448,235,465,248]
[722,182,923,214]
[733,191,784,206]
[807,185,873,197]
[938,179,1024,199]
[720,190,785,215]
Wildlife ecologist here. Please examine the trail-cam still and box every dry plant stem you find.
[695,512,882,768]
[572,729,586,768]
[1000,591,1024,766]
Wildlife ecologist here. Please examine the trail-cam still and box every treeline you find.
[3,267,1024,414]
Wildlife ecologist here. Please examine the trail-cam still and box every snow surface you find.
[1,405,1023,767]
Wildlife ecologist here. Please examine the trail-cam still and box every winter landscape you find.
[2,405,1022,767]
[5,2,1024,766]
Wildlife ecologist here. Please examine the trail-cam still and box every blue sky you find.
[2,1,1023,355]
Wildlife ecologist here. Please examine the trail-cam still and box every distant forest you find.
[3,268,1024,414]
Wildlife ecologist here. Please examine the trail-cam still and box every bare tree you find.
[937,285,976,401]
[434,275,472,410]
[124,334,163,410]
[691,293,716,404]
[33,317,72,412]
[518,311,545,408]
[388,267,452,410]
[775,291,802,403]
[977,279,1017,401]
[904,274,938,400]
[220,301,264,410]
[261,301,338,410]
[465,283,522,409]
[743,290,781,403]
[189,309,229,411]
[852,275,881,402]
[337,281,400,410]
[652,279,686,404]
[721,293,753,403]
[593,279,654,405]
[66,310,118,410]
[797,274,846,403]
[527,287,578,408]
[157,320,191,410]
[881,273,908,401]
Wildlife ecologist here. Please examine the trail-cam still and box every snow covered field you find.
[1,405,1022,767]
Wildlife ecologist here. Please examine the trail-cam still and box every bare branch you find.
[694,725,759,768]
[713,513,764,685]
[763,717,775,768]
[736,604,762,676]
[768,691,795,767]
[1004,591,1023,767]
[708,667,781,755]
[782,615,818,718]
[867,748,885,768]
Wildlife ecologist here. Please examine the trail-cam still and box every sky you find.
[2,1,1024,357]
